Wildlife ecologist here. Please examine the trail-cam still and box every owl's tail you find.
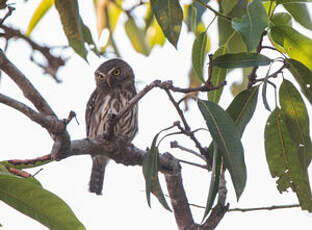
[89,155,109,195]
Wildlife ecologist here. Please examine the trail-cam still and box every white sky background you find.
[1,0,312,229]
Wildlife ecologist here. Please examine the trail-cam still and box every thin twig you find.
[177,158,207,169]
[0,5,14,25]
[170,140,206,161]
[164,89,190,131]
[229,204,300,212]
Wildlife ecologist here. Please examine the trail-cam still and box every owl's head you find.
[94,59,135,89]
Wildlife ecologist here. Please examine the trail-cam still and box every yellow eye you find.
[97,73,105,80]
[113,68,121,76]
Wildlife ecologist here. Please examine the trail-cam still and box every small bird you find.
[85,59,138,195]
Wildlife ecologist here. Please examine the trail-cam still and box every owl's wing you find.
[85,89,98,136]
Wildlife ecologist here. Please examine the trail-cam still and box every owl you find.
[85,59,138,195]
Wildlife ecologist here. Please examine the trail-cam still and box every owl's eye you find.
[112,68,121,76]
[97,73,105,80]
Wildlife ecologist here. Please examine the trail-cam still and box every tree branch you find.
[229,204,300,212]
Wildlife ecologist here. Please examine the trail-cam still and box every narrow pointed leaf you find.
[208,46,228,103]
[26,0,54,36]
[207,86,260,167]
[283,3,312,30]
[142,131,171,211]
[192,31,208,82]
[286,59,312,105]
[213,53,271,68]
[279,79,312,168]
[0,175,85,230]
[150,0,183,47]
[269,25,312,70]
[125,17,151,56]
[232,0,268,52]
[202,143,221,220]
[264,108,312,211]
[55,0,87,60]
[198,100,246,200]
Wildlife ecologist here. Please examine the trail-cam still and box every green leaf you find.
[150,0,183,47]
[192,31,208,82]
[269,25,312,70]
[202,143,221,220]
[142,132,171,211]
[125,17,151,56]
[283,3,312,30]
[232,0,268,52]
[0,174,85,230]
[208,46,228,103]
[276,0,312,3]
[207,86,260,167]
[264,108,312,211]
[213,53,271,68]
[54,0,87,60]
[218,0,247,53]
[198,100,246,200]
[26,0,54,36]
[286,58,312,105]
[221,0,240,15]
[279,79,312,168]
[270,12,292,26]
[80,18,100,56]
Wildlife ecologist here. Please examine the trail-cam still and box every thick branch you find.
[164,154,196,230]
[0,93,60,130]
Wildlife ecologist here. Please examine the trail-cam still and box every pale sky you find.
[0,1,312,229]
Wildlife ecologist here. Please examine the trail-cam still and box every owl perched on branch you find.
[85,59,138,195]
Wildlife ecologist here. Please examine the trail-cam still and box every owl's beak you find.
[106,75,112,88]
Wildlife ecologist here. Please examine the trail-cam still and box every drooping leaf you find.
[80,18,100,56]
[94,0,122,37]
[145,17,166,48]
[26,0,54,36]
[213,53,271,68]
[264,108,312,211]
[269,25,312,70]
[150,0,183,47]
[232,0,269,52]
[279,79,312,168]
[283,3,312,30]
[54,0,87,60]
[198,100,246,200]
[125,17,151,56]
[286,58,312,105]
[270,12,292,26]
[208,46,228,103]
[192,31,208,82]
[0,174,85,230]
[202,143,221,220]
[142,131,171,211]
[207,86,260,166]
